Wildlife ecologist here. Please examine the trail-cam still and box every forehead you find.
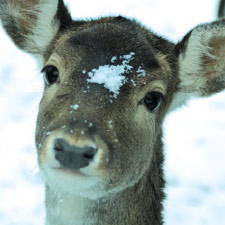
[52,18,160,68]
[47,18,174,97]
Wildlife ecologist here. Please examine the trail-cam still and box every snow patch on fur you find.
[86,53,135,98]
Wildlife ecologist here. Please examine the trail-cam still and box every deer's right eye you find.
[41,65,59,86]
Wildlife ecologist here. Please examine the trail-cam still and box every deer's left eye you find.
[41,65,59,86]
[144,92,163,112]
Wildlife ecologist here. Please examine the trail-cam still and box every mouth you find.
[53,167,87,177]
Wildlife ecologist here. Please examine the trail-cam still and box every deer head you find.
[1,0,225,224]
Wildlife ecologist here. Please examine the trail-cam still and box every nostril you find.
[54,146,64,152]
[83,147,97,160]
[84,153,94,160]
[54,138,66,152]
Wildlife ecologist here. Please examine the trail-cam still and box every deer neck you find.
[45,137,165,225]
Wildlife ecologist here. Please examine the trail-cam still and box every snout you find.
[38,129,111,178]
[36,129,110,196]
[54,138,98,170]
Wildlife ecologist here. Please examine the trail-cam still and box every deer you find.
[1,0,225,225]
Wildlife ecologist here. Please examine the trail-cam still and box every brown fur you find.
[1,1,225,225]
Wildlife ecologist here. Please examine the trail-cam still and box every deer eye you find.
[144,92,163,112]
[41,65,59,86]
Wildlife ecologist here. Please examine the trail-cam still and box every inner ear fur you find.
[0,0,72,57]
[169,19,225,112]
[176,19,225,97]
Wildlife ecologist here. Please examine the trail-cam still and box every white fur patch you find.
[25,0,60,59]
[46,190,96,225]
[178,28,211,94]
[2,0,60,63]
[171,20,225,112]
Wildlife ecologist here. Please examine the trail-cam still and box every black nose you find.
[54,138,97,170]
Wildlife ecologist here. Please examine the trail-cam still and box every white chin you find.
[42,166,104,198]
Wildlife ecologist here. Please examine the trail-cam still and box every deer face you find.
[35,18,178,197]
[2,0,225,200]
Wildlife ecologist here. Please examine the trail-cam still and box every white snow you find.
[88,122,94,128]
[70,104,80,110]
[108,120,113,128]
[0,0,224,225]
[87,65,128,97]
[130,79,136,87]
[111,56,117,63]
[87,53,135,97]
[137,67,146,77]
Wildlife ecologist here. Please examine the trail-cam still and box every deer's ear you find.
[0,0,72,59]
[170,19,225,111]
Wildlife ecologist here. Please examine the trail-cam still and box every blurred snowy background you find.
[0,0,225,224]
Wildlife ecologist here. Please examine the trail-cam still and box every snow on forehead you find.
[86,52,135,98]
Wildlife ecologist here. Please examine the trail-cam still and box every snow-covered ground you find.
[0,0,224,224]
